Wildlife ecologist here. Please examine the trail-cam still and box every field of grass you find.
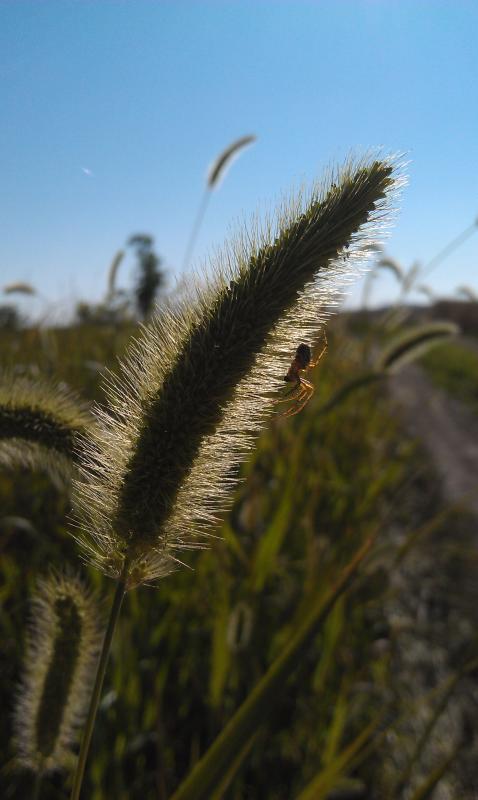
[1,318,477,800]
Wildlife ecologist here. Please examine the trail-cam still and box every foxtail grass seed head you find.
[377,256,404,283]
[375,321,459,373]
[106,250,125,298]
[456,285,478,302]
[74,155,405,588]
[416,284,435,302]
[3,281,37,295]
[207,134,256,189]
[13,572,101,773]
[0,374,93,479]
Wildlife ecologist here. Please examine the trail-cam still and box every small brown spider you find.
[275,334,327,417]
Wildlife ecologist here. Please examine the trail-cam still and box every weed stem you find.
[181,189,211,272]
[32,771,42,800]
[70,559,129,800]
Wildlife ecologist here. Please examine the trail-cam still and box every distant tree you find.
[127,234,164,320]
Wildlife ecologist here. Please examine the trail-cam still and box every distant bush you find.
[0,304,23,330]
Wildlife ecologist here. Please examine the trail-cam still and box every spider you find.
[275,334,327,418]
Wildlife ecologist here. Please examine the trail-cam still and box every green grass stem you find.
[70,560,129,800]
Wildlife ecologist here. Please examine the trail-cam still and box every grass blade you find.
[170,535,375,800]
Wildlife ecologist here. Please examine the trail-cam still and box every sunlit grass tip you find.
[207,134,256,189]
[13,571,102,774]
[73,153,406,588]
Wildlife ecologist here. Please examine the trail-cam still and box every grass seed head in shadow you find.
[3,281,37,295]
[0,374,93,481]
[106,249,125,299]
[375,321,459,373]
[207,134,256,189]
[13,572,101,774]
[74,155,405,588]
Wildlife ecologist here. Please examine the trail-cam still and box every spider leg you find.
[309,332,328,367]
[282,384,315,417]
[273,380,301,405]
[299,378,314,391]
[274,391,301,406]
[279,378,314,418]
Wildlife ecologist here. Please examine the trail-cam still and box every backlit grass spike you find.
[0,373,92,480]
[74,154,405,588]
[13,572,101,774]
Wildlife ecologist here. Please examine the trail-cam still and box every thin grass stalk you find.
[340,661,478,783]
[395,656,478,796]
[421,219,478,279]
[295,713,384,800]
[181,189,211,272]
[182,135,255,270]
[360,267,376,310]
[70,559,129,800]
[408,746,459,800]
[32,771,43,800]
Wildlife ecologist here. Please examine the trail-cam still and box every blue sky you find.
[1,1,477,318]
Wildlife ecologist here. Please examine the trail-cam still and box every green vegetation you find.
[1,317,477,799]
[2,155,477,799]
[420,341,478,415]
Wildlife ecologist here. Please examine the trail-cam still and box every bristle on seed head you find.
[73,154,406,588]
[0,374,93,482]
[13,572,101,773]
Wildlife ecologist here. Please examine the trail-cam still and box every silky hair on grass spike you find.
[13,571,102,775]
[0,373,93,482]
[73,154,406,589]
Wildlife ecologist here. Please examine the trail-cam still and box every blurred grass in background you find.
[1,315,477,799]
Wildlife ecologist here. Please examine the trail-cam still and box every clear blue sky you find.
[1,1,477,318]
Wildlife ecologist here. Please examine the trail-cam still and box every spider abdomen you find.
[295,343,311,369]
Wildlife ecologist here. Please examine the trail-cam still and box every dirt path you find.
[386,357,478,799]
[388,362,478,516]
